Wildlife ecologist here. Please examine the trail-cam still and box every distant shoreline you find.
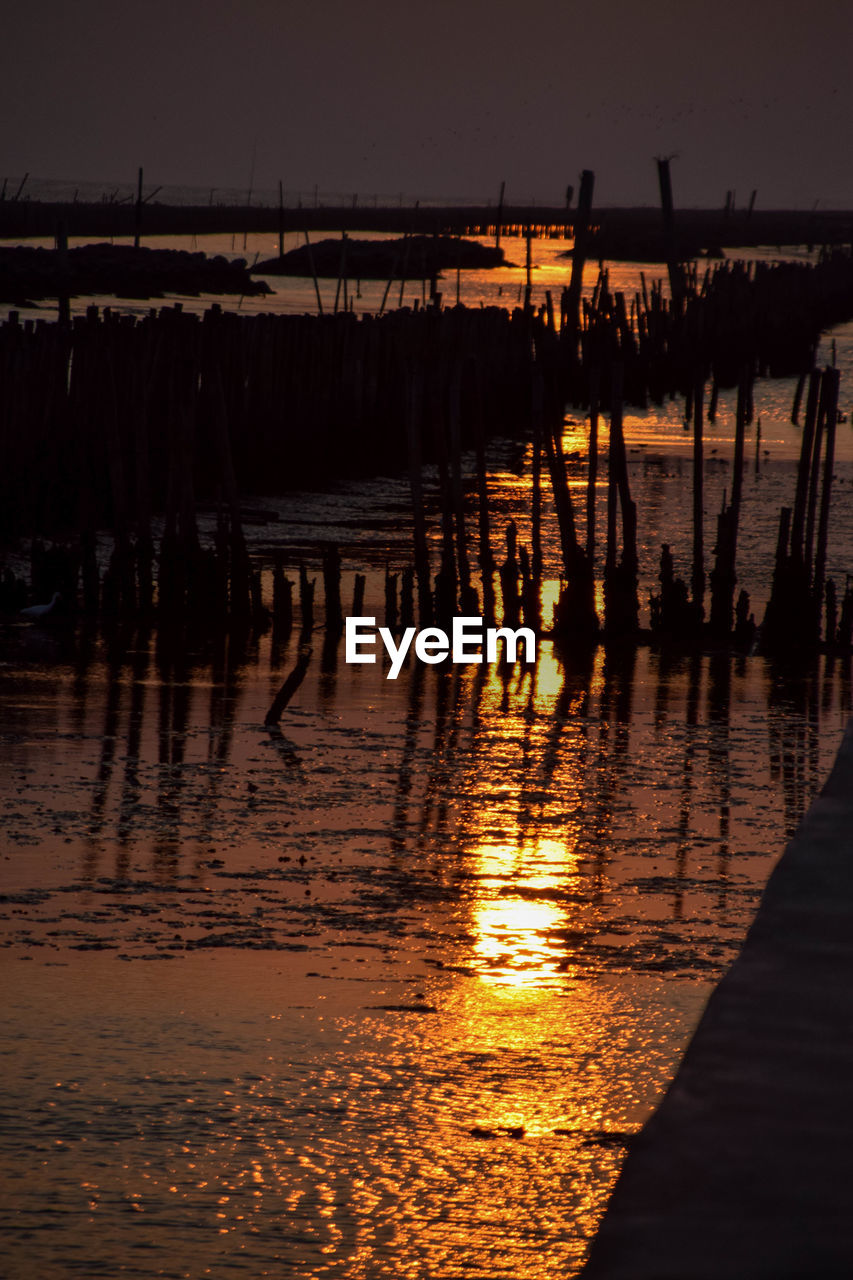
[2,201,852,260]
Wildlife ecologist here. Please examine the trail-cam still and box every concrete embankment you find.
[581,719,853,1279]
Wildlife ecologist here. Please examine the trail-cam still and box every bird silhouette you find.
[20,591,61,620]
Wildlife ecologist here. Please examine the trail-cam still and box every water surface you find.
[1,624,849,1277]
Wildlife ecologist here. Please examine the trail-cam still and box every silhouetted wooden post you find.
[586,366,600,566]
[758,499,788,650]
[657,156,682,308]
[398,235,412,308]
[709,371,749,641]
[804,374,827,574]
[134,167,143,250]
[334,232,348,315]
[273,557,294,636]
[400,566,414,629]
[605,381,618,589]
[495,180,506,253]
[691,372,705,613]
[449,358,477,612]
[531,366,543,582]
[351,572,366,617]
[790,370,821,562]
[813,367,839,632]
[380,235,405,315]
[56,219,71,326]
[499,521,521,628]
[730,369,748,546]
[303,232,324,314]
[567,170,594,328]
[603,361,639,639]
[299,564,315,634]
[384,567,398,631]
[265,646,312,725]
[205,351,250,626]
[278,180,285,259]
[405,361,432,625]
[321,543,342,634]
[470,357,495,625]
[791,371,806,425]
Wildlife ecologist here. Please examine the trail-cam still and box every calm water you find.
[1,615,850,1277]
[3,229,853,1274]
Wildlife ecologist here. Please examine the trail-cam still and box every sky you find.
[3,0,852,208]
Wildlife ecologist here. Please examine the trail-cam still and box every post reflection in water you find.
[0,627,850,1278]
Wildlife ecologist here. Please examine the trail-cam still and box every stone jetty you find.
[581,718,853,1278]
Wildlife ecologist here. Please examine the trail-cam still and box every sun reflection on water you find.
[2,610,850,1277]
[472,838,579,987]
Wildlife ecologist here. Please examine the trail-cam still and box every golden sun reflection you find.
[472,838,579,987]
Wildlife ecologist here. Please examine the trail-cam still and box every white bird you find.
[20,591,61,620]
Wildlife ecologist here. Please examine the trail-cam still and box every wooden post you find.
[531,364,543,582]
[586,365,600,566]
[471,357,495,626]
[804,373,827,575]
[334,232,348,315]
[449,357,477,612]
[351,572,366,617]
[384,567,398,631]
[656,156,681,308]
[691,372,705,613]
[405,358,432,625]
[813,367,839,624]
[400,566,415,629]
[730,368,748,547]
[495,180,505,253]
[264,646,312,725]
[303,232,324,314]
[603,361,639,639]
[398,235,412,308]
[567,170,594,328]
[273,557,294,635]
[56,219,70,326]
[790,370,821,563]
[299,564,315,634]
[380,235,405,316]
[321,543,342,634]
[134,167,143,250]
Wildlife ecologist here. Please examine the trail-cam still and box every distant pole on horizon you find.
[656,155,682,307]
[134,167,143,249]
[495,180,506,253]
[566,169,594,326]
[278,179,285,258]
[244,143,257,253]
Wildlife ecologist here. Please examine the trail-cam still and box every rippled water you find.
[3,229,853,1274]
[1,618,850,1277]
